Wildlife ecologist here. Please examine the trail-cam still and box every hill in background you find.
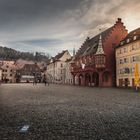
[0,46,50,62]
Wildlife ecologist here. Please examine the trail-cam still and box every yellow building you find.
[116,28,140,87]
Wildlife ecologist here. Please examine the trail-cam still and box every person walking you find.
[46,79,49,86]
[44,79,47,86]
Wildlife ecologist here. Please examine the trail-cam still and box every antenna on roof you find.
[99,28,102,34]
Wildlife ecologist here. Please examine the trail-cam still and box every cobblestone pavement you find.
[0,84,140,140]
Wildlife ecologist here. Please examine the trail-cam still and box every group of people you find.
[33,74,49,86]
[43,79,49,86]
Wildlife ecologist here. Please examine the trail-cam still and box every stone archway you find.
[79,74,84,86]
[85,73,91,86]
[102,71,112,87]
[92,72,99,87]
[74,74,79,85]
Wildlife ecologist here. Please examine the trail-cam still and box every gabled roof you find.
[48,50,68,64]
[75,26,113,58]
[21,63,41,70]
[54,50,68,60]
[15,59,34,69]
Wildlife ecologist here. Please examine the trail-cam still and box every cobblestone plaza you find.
[0,84,140,140]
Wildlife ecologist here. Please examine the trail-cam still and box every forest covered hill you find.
[0,46,50,61]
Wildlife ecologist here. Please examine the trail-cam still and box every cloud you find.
[0,0,140,56]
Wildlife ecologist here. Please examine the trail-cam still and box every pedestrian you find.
[33,79,35,85]
[47,79,49,86]
[44,79,47,86]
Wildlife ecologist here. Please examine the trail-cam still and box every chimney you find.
[118,18,121,21]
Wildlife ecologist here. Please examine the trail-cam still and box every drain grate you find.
[20,125,30,133]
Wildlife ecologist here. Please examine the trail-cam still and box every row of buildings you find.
[47,18,140,88]
[0,59,47,83]
[0,18,140,88]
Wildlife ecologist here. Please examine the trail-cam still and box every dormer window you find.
[120,41,124,45]
[126,39,130,43]
[133,35,137,40]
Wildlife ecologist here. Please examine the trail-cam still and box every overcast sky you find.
[0,0,140,56]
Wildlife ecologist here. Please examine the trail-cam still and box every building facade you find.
[1,61,16,83]
[16,63,41,83]
[65,57,73,84]
[47,50,71,84]
[116,28,140,87]
[71,18,128,87]
[0,68,2,81]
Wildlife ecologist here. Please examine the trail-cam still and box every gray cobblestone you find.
[0,84,140,140]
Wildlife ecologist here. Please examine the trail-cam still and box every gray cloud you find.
[0,0,140,56]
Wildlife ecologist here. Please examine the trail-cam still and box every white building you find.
[65,57,74,84]
[47,50,71,84]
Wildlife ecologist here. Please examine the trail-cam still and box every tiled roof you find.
[75,27,113,58]
[1,63,16,70]
[117,27,140,48]
[48,50,68,64]
[54,50,67,60]
[15,59,34,69]
[65,57,73,62]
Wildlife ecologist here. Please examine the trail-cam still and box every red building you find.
[71,18,128,87]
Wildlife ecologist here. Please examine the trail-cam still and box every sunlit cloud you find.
[0,0,139,56]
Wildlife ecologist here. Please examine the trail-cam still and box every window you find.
[85,58,87,64]
[89,57,91,63]
[132,56,136,62]
[126,39,130,43]
[124,68,130,74]
[124,58,128,63]
[120,59,123,64]
[131,45,134,51]
[130,68,134,73]
[61,63,63,67]
[85,47,91,53]
[124,58,126,63]
[124,48,127,53]
[96,56,105,65]
[133,35,137,40]
[131,55,140,62]
[120,41,124,45]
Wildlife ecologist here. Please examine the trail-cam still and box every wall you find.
[116,40,140,87]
